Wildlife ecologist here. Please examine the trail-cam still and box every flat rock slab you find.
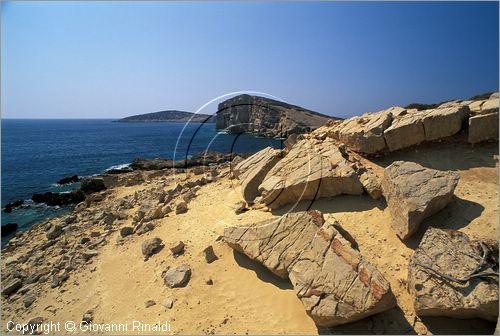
[235,147,283,203]
[408,228,499,321]
[259,138,364,209]
[381,161,459,240]
[224,211,395,326]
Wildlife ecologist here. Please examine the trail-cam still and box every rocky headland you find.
[1,92,499,334]
[216,94,339,138]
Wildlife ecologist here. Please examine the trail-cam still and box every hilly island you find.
[117,94,340,138]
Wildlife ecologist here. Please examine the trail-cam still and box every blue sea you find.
[1,119,281,240]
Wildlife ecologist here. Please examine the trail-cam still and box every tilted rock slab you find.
[234,147,283,203]
[408,228,498,321]
[259,138,364,209]
[224,211,396,326]
[381,161,459,240]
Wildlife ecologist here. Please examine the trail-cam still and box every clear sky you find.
[1,1,498,119]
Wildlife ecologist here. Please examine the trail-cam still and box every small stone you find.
[80,237,90,244]
[163,264,191,288]
[81,250,99,261]
[233,201,248,215]
[170,241,185,255]
[144,300,156,308]
[46,224,62,240]
[82,310,93,323]
[90,231,101,238]
[206,278,213,285]
[2,278,22,296]
[119,226,133,237]
[25,317,44,335]
[203,245,218,263]
[141,237,163,259]
[162,298,174,309]
[23,293,36,308]
[175,202,188,215]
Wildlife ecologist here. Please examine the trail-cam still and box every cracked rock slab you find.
[235,147,283,203]
[224,211,395,326]
[326,107,396,154]
[408,228,499,321]
[258,138,364,209]
[381,161,459,240]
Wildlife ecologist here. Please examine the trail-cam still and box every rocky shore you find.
[1,93,498,334]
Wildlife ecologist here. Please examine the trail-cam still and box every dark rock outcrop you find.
[216,94,337,138]
[32,190,86,207]
[57,175,80,185]
[80,177,107,194]
[1,223,18,237]
[3,200,24,213]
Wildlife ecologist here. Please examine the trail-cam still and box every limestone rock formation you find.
[216,94,337,138]
[259,138,364,209]
[235,147,283,203]
[326,107,396,154]
[224,211,396,326]
[408,228,498,321]
[468,112,499,144]
[381,161,459,240]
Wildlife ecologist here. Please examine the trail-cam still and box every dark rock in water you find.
[80,177,106,194]
[57,175,80,185]
[32,190,85,206]
[106,167,133,174]
[130,150,238,171]
[3,200,24,213]
[1,223,18,237]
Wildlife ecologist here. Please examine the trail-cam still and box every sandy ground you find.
[1,142,498,335]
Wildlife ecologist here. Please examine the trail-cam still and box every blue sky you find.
[1,1,498,119]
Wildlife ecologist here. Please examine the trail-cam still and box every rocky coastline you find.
[1,92,499,334]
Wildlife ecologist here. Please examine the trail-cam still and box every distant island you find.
[116,110,215,123]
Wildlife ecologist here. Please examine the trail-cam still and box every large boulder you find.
[381,161,459,240]
[326,107,396,154]
[235,147,283,203]
[224,211,396,326]
[80,177,106,194]
[420,106,468,141]
[383,111,426,151]
[259,138,363,209]
[408,228,498,321]
[468,112,499,144]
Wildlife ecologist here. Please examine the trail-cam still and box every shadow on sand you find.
[318,306,416,335]
[232,250,293,290]
[271,194,386,217]
[372,141,498,171]
[403,195,485,249]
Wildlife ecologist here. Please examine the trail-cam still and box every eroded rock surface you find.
[408,228,499,321]
[224,211,395,326]
[235,147,283,203]
[381,161,459,240]
[468,112,499,144]
[259,138,364,209]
